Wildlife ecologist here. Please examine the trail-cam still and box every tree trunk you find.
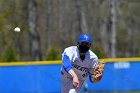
[28,0,42,60]
[108,0,117,58]
[100,19,109,56]
[76,0,88,33]
[46,0,52,48]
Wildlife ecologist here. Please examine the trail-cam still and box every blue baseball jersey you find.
[61,46,98,81]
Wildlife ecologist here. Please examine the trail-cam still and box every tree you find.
[76,0,88,34]
[28,0,42,60]
[106,0,117,57]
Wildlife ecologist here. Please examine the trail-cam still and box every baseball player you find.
[61,34,105,93]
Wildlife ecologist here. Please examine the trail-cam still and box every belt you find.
[61,71,85,82]
[61,71,72,79]
[61,71,64,75]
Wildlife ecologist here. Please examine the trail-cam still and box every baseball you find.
[69,89,76,93]
[14,27,20,32]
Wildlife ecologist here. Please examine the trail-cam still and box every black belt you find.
[61,71,72,79]
[61,71,64,75]
[61,71,85,82]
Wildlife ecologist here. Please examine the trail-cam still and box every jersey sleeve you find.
[89,57,98,74]
[62,48,73,60]
[62,48,73,72]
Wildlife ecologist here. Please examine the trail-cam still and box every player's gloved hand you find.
[73,76,79,89]
[90,60,105,83]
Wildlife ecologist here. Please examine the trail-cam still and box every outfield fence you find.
[0,57,140,93]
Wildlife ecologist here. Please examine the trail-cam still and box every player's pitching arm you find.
[62,54,79,89]
[89,60,105,83]
[68,69,79,89]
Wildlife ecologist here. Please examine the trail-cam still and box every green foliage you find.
[93,45,106,59]
[45,47,61,60]
[0,46,19,62]
[136,48,140,57]
[0,0,140,60]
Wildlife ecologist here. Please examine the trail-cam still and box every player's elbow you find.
[62,55,72,72]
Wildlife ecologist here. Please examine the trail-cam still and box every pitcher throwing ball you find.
[61,34,105,93]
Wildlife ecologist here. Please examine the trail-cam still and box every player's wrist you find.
[68,69,77,78]
[73,75,78,79]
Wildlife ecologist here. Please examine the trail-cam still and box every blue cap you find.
[77,34,92,44]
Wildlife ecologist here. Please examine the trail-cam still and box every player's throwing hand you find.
[73,76,79,89]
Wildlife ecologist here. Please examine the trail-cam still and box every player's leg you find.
[61,75,74,93]
[69,81,84,93]
[75,80,84,93]
[61,75,85,93]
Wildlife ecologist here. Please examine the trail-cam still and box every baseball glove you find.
[89,61,105,83]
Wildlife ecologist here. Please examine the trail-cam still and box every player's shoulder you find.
[64,46,77,52]
[88,50,98,60]
[65,46,77,50]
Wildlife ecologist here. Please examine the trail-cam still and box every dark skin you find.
[77,42,91,60]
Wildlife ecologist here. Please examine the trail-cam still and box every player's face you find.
[79,42,91,47]
[78,42,91,54]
